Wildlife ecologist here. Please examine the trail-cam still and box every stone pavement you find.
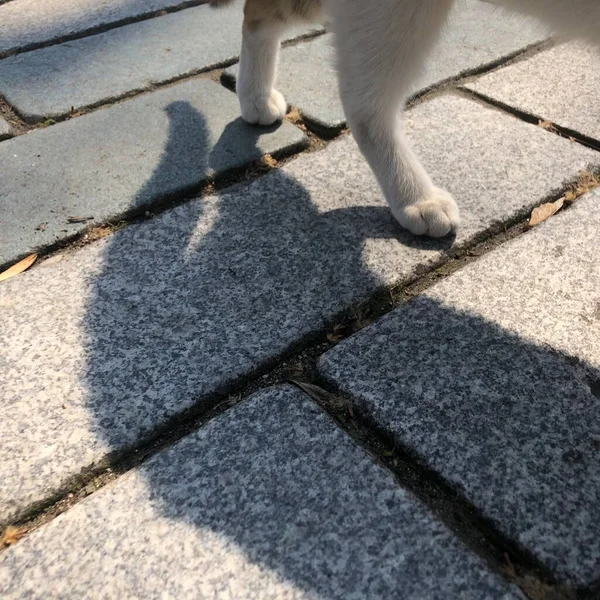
[1,1,599,598]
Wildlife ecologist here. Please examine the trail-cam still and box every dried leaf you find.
[1,526,25,547]
[262,154,277,168]
[0,254,37,282]
[286,107,301,124]
[564,190,577,203]
[528,198,564,227]
[538,120,557,133]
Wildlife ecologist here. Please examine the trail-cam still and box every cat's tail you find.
[209,0,236,6]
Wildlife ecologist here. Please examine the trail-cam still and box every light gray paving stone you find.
[0,385,523,600]
[319,191,600,585]
[0,3,319,120]
[225,0,548,132]
[466,42,600,142]
[0,117,11,138]
[0,77,306,267]
[0,0,187,57]
[1,94,597,525]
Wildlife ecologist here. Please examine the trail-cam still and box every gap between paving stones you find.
[460,88,600,153]
[220,37,552,139]
[0,20,542,133]
[0,108,318,274]
[2,203,595,600]
[0,27,326,127]
[0,25,550,153]
[2,79,595,276]
[0,0,210,60]
[2,63,589,275]
[289,383,580,600]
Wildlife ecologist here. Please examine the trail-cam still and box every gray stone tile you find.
[0,0,187,57]
[0,385,522,600]
[319,192,600,585]
[0,4,242,120]
[0,77,306,267]
[0,117,11,138]
[225,0,547,132]
[466,42,600,142]
[1,94,597,524]
[0,2,318,120]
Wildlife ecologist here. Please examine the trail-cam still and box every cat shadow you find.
[82,100,450,454]
[79,100,600,595]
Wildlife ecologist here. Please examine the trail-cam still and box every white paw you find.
[239,88,287,126]
[396,187,460,238]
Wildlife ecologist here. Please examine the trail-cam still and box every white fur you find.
[237,0,600,236]
[238,21,288,125]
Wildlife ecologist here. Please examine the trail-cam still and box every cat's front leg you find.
[331,0,459,237]
[237,5,288,126]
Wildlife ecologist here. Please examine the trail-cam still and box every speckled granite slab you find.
[0,386,523,600]
[0,77,306,267]
[0,1,319,120]
[1,94,597,526]
[466,42,600,142]
[319,191,600,586]
[0,0,189,57]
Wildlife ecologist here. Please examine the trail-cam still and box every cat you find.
[210,0,599,237]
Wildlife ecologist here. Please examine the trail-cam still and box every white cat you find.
[211,0,599,237]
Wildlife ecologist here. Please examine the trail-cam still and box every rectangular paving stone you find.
[319,192,600,586]
[0,4,241,120]
[225,0,547,132]
[1,94,597,525]
[0,3,319,120]
[0,77,306,267]
[0,0,188,57]
[466,42,600,142]
[0,385,523,600]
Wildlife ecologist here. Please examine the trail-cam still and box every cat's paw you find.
[239,88,287,126]
[396,187,460,238]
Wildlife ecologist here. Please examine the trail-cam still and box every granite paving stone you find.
[0,77,306,267]
[0,386,523,600]
[0,4,242,120]
[1,94,597,524]
[0,0,189,57]
[319,191,600,586]
[225,0,548,132]
[466,42,600,142]
[0,3,319,120]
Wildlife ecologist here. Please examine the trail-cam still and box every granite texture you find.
[225,0,547,132]
[0,4,242,119]
[0,3,318,119]
[1,94,597,524]
[0,0,187,57]
[319,192,600,586]
[467,42,600,142]
[0,386,522,600]
[0,77,306,267]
